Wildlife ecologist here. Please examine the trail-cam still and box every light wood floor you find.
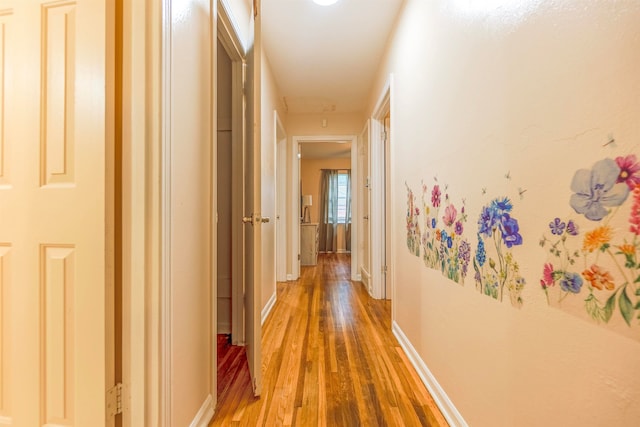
[210,253,448,426]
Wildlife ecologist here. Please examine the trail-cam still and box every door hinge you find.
[383,265,388,274]
[106,383,124,418]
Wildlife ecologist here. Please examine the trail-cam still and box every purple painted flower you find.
[443,204,457,226]
[559,272,583,293]
[549,217,566,235]
[570,158,629,221]
[431,185,441,207]
[566,220,579,236]
[498,214,523,248]
[458,240,471,262]
[478,205,496,237]
[455,221,464,235]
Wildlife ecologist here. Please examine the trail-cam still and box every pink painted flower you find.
[442,204,457,226]
[431,185,441,207]
[616,154,640,190]
[540,263,555,289]
[630,184,640,235]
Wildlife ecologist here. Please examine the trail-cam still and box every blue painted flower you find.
[549,217,566,235]
[447,236,453,249]
[431,218,436,228]
[441,230,448,241]
[499,214,523,248]
[491,197,513,214]
[566,219,579,236]
[478,205,496,237]
[570,158,630,221]
[559,272,583,293]
[476,235,486,267]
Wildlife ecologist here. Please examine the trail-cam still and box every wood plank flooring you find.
[210,253,448,426]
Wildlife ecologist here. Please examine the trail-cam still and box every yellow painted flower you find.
[582,226,612,252]
[582,265,615,291]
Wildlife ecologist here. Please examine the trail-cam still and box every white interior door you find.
[243,0,263,396]
[0,1,113,425]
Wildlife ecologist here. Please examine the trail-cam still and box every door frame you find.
[218,0,246,346]
[275,112,287,282]
[290,135,359,281]
[370,74,394,301]
[357,120,372,295]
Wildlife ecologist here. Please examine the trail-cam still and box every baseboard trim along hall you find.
[262,292,277,325]
[189,394,214,427]
[392,321,468,427]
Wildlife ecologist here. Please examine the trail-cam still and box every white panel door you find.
[0,1,112,426]
[243,0,262,396]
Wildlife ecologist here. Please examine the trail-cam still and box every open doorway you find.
[290,135,359,281]
[216,8,246,400]
[370,76,393,301]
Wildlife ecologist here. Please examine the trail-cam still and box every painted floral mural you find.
[420,181,471,285]
[405,182,421,257]
[404,180,471,285]
[473,197,526,307]
[540,154,640,328]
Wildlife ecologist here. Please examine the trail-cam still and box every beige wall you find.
[370,0,640,426]
[300,157,351,253]
[286,112,364,136]
[300,157,351,224]
[169,0,213,424]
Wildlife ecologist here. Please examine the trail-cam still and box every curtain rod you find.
[319,168,351,171]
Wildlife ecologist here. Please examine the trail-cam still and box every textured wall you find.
[370,0,640,425]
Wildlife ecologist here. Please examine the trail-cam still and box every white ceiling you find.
[262,0,405,114]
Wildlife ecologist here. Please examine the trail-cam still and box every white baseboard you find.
[261,292,277,325]
[286,274,295,281]
[189,394,214,427]
[392,321,467,427]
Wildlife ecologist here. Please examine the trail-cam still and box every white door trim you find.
[290,135,359,281]
[160,0,173,424]
[275,111,287,282]
[218,0,246,346]
[370,74,394,301]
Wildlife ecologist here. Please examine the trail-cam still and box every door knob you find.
[260,217,270,223]
[242,216,253,224]
[363,215,369,220]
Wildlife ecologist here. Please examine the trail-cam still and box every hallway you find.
[210,254,447,426]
